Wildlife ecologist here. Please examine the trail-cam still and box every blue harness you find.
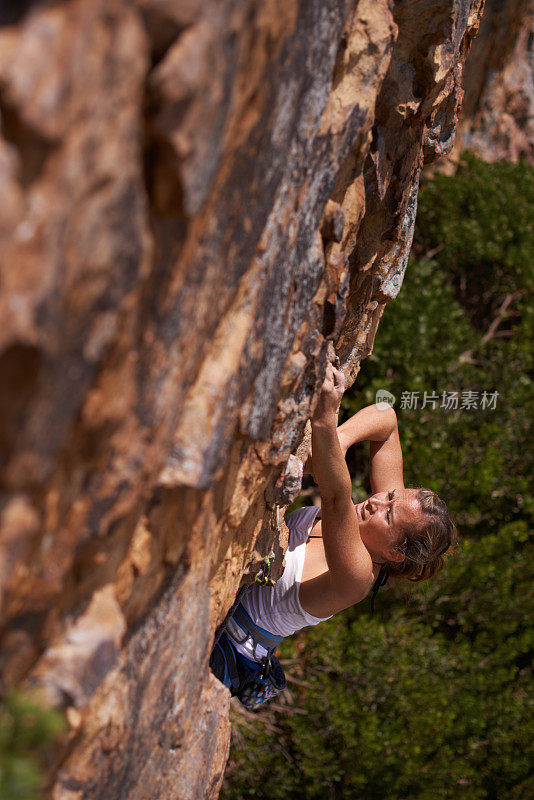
[210,602,286,708]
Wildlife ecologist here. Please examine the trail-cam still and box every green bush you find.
[0,692,65,800]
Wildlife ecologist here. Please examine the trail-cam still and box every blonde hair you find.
[387,488,457,582]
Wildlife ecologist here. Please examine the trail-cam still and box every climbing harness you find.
[254,558,273,585]
[210,600,286,709]
[210,506,285,708]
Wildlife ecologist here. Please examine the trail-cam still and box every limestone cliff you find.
[0,2,484,798]
[453,0,534,163]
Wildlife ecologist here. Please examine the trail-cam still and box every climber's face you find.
[355,489,421,562]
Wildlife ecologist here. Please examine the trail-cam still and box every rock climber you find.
[210,362,456,707]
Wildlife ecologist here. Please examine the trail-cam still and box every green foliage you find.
[223,156,534,800]
[415,153,534,329]
[0,692,65,800]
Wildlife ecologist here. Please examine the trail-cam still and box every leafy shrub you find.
[0,692,65,800]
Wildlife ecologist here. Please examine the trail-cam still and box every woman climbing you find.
[210,362,456,707]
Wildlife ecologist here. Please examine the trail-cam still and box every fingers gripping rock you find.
[326,340,340,369]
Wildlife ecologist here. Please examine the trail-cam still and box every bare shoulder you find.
[299,552,374,618]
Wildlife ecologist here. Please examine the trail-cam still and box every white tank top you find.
[228,506,332,659]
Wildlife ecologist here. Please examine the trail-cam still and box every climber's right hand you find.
[312,362,346,426]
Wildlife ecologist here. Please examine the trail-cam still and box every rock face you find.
[454,0,534,163]
[0,1,484,798]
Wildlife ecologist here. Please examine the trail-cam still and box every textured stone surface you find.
[450,0,534,164]
[0,1,484,798]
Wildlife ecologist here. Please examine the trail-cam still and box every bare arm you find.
[336,403,404,494]
[299,366,373,617]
